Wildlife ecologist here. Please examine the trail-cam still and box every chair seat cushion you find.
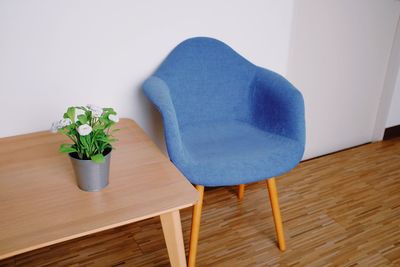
[177,121,304,186]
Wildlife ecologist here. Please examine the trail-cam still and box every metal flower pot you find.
[69,149,111,192]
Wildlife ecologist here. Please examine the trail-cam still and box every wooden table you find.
[0,119,198,266]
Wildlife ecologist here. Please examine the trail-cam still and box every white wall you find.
[287,0,400,158]
[1,0,400,159]
[386,69,400,127]
[0,0,294,150]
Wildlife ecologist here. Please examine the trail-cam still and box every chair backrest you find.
[154,37,257,127]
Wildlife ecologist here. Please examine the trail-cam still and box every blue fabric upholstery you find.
[143,37,305,186]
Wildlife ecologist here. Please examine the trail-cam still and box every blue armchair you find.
[143,37,305,266]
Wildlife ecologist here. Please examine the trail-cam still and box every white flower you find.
[77,124,92,136]
[50,118,72,133]
[74,108,85,122]
[108,114,119,123]
[60,118,72,127]
[87,104,103,118]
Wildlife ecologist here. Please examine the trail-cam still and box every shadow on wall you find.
[136,86,167,154]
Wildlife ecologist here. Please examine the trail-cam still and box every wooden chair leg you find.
[238,184,245,200]
[188,185,204,267]
[266,178,286,251]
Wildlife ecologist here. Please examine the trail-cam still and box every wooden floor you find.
[1,138,400,266]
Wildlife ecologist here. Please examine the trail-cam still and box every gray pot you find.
[69,149,111,192]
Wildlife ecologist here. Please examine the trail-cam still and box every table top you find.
[0,119,198,260]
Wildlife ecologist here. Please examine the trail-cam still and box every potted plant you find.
[51,104,119,191]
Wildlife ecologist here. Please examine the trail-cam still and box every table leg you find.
[160,210,187,267]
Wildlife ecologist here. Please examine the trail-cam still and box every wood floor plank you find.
[1,138,400,266]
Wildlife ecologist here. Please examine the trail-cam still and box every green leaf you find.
[78,114,88,124]
[103,108,115,113]
[91,153,105,163]
[66,107,75,121]
[99,116,108,124]
[98,136,111,143]
[93,124,105,131]
[80,136,91,152]
[59,144,77,154]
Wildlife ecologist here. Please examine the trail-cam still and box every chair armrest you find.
[250,68,305,145]
[142,76,187,164]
